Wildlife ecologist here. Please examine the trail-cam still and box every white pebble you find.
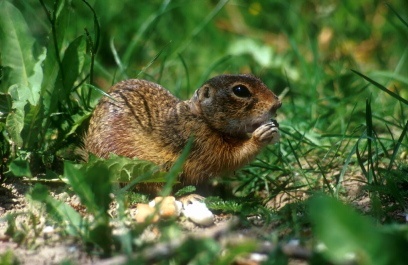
[42,225,54,234]
[182,201,214,226]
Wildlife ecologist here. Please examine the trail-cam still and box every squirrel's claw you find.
[253,121,280,144]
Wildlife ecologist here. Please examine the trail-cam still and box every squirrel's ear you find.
[202,86,210,98]
[196,86,213,102]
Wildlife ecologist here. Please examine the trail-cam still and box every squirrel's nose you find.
[270,99,282,113]
[270,118,279,127]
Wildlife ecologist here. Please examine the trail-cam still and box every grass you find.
[1,0,408,264]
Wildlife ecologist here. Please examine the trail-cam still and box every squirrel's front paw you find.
[253,121,280,144]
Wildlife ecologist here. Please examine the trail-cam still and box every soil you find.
[0,180,97,264]
[0,174,370,265]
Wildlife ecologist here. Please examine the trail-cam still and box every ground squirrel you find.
[85,74,281,191]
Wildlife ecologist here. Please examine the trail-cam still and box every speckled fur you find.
[85,74,281,189]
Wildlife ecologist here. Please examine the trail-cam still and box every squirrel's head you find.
[190,74,282,136]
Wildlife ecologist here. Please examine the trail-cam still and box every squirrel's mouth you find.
[246,118,279,133]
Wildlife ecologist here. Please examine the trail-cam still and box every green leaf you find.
[27,48,46,106]
[61,36,86,97]
[99,154,167,183]
[21,49,47,149]
[0,2,48,149]
[63,155,167,210]
[62,110,93,139]
[0,0,35,93]
[89,223,113,256]
[64,160,112,215]
[21,103,45,150]
[41,42,60,116]
[28,184,85,237]
[205,197,243,213]
[8,155,31,177]
[308,195,408,265]
[5,107,24,147]
[174,185,196,197]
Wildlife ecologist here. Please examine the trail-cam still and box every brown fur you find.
[85,74,281,190]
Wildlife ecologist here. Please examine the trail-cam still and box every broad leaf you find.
[27,48,46,106]
[64,160,112,215]
[309,195,408,265]
[0,2,47,149]
[5,107,24,147]
[62,155,167,212]
[0,0,35,93]
[8,155,31,177]
[61,36,86,95]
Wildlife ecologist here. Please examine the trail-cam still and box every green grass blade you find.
[317,162,334,195]
[122,0,171,66]
[352,70,408,105]
[109,38,127,79]
[386,3,408,28]
[388,120,408,171]
[286,139,312,187]
[365,98,377,184]
[336,141,358,196]
[86,84,117,102]
[82,0,100,108]
[177,53,191,91]
[356,136,369,182]
[160,137,193,196]
[136,41,171,78]
[174,0,229,56]
[197,55,232,86]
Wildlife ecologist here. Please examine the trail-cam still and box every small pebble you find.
[42,226,54,234]
[182,201,214,226]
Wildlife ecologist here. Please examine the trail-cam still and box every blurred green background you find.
[16,0,407,97]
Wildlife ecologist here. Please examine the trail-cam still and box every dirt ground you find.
[0,175,369,265]
[0,180,98,264]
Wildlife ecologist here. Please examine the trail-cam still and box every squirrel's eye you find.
[232,85,251,98]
